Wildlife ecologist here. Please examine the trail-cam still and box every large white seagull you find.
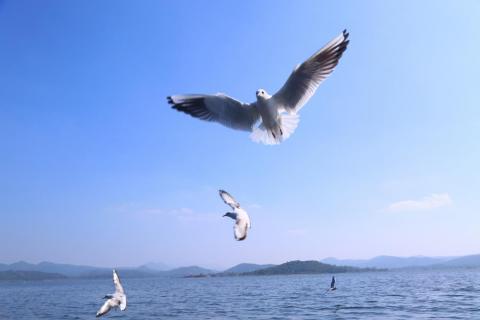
[168,30,349,145]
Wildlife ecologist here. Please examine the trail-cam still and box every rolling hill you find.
[244,260,379,276]
[222,263,275,274]
[437,254,480,267]
[0,270,66,281]
[162,266,216,277]
[322,255,455,269]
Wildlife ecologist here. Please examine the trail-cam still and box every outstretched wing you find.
[272,30,349,113]
[168,94,260,131]
[113,270,124,295]
[219,189,240,209]
[96,300,113,318]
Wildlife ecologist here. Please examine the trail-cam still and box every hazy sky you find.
[1,0,479,269]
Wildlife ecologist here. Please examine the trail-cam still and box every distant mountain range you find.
[221,263,275,274]
[139,262,170,271]
[1,254,479,281]
[439,255,480,268]
[162,266,216,276]
[0,261,216,280]
[321,254,480,269]
[242,260,379,276]
[0,261,108,277]
[0,270,66,281]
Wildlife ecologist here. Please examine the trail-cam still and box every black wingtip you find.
[166,96,173,105]
[343,29,349,40]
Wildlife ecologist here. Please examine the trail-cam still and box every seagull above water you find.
[330,276,337,291]
[168,30,349,145]
[96,269,127,318]
[219,190,251,241]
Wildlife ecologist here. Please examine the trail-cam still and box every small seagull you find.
[168,30,349,145]
[330,276,337,291]
[219,190,251,241]
[96,269,127,318]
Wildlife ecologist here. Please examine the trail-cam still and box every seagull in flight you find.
[168,30,349,145]
[219,190,251,241]
[96,269,127,317]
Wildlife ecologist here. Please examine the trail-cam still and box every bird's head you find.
[255,89,269,100]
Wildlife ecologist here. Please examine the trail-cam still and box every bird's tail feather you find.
[249,113,299,145]
[280,113,300,140]
[250,126,277,145]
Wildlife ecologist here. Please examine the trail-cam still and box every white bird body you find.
[168,30,349,145]
[96,270,127,317]
[232,207,251,240]
[255,93,275,128]
[219,190,251,241]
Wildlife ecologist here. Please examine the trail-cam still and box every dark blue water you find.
[1,269,479,319]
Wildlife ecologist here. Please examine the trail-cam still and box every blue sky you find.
[1,0,479,269]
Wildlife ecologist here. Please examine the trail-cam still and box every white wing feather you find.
[272,30,349,113]
[219,190,240,209]
[168,94,260,131]
[96,300,113,317]
[113,270,124,295]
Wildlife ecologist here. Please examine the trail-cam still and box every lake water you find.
[1,269,479,319]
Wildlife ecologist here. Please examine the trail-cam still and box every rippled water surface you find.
[1,269,479,319]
